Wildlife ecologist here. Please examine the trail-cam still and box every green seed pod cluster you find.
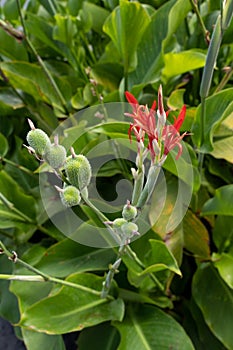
[44,144,66,169]
[65,154,92,190]
[122,202,137,221]
[60,185,81,207]
[121,222,138,237]
[26,129,51,155]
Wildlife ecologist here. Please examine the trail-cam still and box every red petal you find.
[125,91,139,106]
[173,105,186,131]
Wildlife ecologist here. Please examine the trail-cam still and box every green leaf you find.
[193,263,233,349]
[83,2,110,33]
[213,251,233,289]
[0,61,61,107]
[78,322,120,350]
[183,210,210,259]
[0,170,37,219]
[19,273,124,334]
[213,216,233,252]
[22,329,65,350]
[0,28,28,61]
[35,238,116,277]
[192,88,233,152]
[163,50,206,79]
[103,0,150,72]
[210,135,233,164]
[201,185,233,216]
[122,239,181,290]
[0,133,9,157]
[114,304,194,350]
[128,0,192,88]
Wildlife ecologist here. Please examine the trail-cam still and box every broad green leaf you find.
[0,170,36,219]
[22,329,65,350]
[83,2,110,33]
[92,63,123,91]
[185,298,227,350]
[192,89,233,152]
[213,251,233,289]
[122,239,181,290]
[193,263,233,349]
[207,157,233,184]
[53,14,78,45]
[0,133,9,157]
[78,323,120,350]
[149,175,185,264]
[201,185,233,216]
[19,273,124,334]
[0,255,20,323]
[114,304,194,350]
[35,238,116,277]
[103,0,150,72]
[210,136,233,164]
[163,50,206,79]
[0,88,24,115]
[183,210,210,259]
[128,0,192,88]
[0,62,61,107]
[213,216,233,252]
[167,89,186,110]
[0,28,28,61]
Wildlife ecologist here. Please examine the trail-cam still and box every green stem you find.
[214,65,233,93]
[190,0,210,44]
[0,241,112,299]
[16,0,68,114]
[0,193,35,224]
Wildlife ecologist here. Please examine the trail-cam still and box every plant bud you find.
[65,154,92,190]
[121,222,139,237]
[60,185,81,207]
[44,144,66,169]
[26,129,51,155]
[122,200,137,221]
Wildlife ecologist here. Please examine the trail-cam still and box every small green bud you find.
[112,218,127,230]
[44,144,66,169]
[26,129,51,155]
[122,200,137,221]
[121,222,139,237]
[65,151,92,190]
[59,185,81,207]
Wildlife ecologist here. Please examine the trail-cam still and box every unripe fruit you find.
[26,129,51,155]
[122,202,137,221]
[65,154,92,190]
[44,144,66,169]
[112,218,127,230]
[60,185,81,207]
[121,222,139,237]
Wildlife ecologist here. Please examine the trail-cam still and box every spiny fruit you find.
[65,149,92,190]
[122,200,137,221]
[59,185,81,207]
[44,143,66,169]
[112,218,127,230]
[26,127,51,156]
[121,222,139,237]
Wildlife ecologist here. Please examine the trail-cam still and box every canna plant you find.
[0,1,233,350]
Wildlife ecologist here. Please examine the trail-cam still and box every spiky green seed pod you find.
[65,154,92,190]
[26,129,51,155]
[122,202,137,221]
[112,218,127,230]
[60,185,81,207]
[121,222,138,237]
[44,144,66,169]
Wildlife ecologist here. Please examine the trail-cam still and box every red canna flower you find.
[125,87,187,162]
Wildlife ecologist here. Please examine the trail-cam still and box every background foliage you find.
[0,0,233,349]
